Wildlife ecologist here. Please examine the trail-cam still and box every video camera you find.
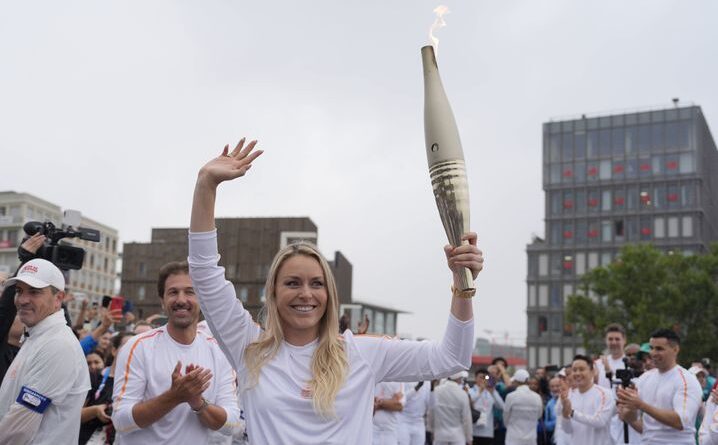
[22,210,100,270]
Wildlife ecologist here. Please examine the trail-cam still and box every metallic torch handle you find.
[422,45,475,292]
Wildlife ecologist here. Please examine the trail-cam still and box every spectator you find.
[373,381,405,444]
[698,386,718,444]
[503,369,542,445]
[133,321,152,335]
[595,323,627,389]
[537,377,560,445]
[488,358,512,445]
[617,328,702,444]
[430,371,472,445]
[112,261,240,444]
[556,355,614,444]
[0,258,90,444]
[469,368,504,445]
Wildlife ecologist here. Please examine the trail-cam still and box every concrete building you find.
[121,217,402,335]
[0,191,120,319]
[526,104,718,369]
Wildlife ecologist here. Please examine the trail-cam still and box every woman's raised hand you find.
[443,232,483,280]
[198,138,264,187]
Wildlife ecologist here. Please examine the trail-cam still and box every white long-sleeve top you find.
[699,398,718,445]
[635,365,702,444]
[112,326,241,445]
[556,384,615,445]
[430,380,472,443]
[503,385,543,445]
[188,230,474,445]
[373,381,405,432]
[398,381,430,424]
[468,385,504,438]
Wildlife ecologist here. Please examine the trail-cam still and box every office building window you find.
[679,153,694,173]
[588,221,600,242]
[551,192,562,215]
[550,285,562,307]
[550,164,561,184]
[682,216,694,238]
[599,160,611,180]
[681,183,695,207]
[576,221,587,244]
[598,129,611,158]
[601,252,612,266]
[549,134,561,162]
[602,190,612,211]
[563,284,574,302]
[563,255,574,275]
[639,190,652,208]
[539,285,549,307]
[575,132,586,160]
[563,222,574,244]
[562,163,574,183]
[668,217,679,238]
[614,219,625,241]
[576,190,587,213]
[640,217,652,240]
[601,220,612,242]
[652,155,664,176]
[654,217,666,238]
[613,160,625,179]
[588,190,600,211]
[587,163,599,181]
[539,254,548,276]
[549,315,562,334]
[138,286,146,301]
[575,161,586,183]
[612,128,625,156]
[665,154,680,176]
[588,252,599,271]
[563,190,574,212]
[613,188,626,210]
[575,252,586,275]
[528,285,537,307]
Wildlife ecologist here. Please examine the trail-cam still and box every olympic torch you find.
[421,44,474,292]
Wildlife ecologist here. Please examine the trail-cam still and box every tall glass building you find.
[525,105,718,369]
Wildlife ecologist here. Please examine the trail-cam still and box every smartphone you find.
[101,295,112,308]
[109,296,125,313]
[487,375,496,388]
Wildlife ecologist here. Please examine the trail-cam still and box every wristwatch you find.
[191,398,209,414]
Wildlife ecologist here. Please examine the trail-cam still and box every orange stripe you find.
[678,369,688,414]
[115,330,163,407]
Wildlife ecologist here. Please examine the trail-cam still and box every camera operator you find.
[0,258,90,444]
[616,329,702,444]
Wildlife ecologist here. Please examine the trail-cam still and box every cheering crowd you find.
[0,139,715,445]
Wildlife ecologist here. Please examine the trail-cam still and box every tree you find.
[566,243,718,363]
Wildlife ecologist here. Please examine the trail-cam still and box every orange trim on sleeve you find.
[115,330,163,406]
[678,369,689,414]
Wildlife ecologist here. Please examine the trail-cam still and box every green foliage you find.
[566,243,718,363]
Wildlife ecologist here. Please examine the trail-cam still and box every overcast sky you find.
[2,1,717,345]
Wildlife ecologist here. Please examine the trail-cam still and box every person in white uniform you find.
[188,138,484,445]
[431,371,472,445]
[112,261,241,444]
[374,381,405,444]
[617,328,702,445]
[503,369,543,445]
[556,354,614,444]
[398,381,431,445]
[0,258,90,444]
[698,386,718,444]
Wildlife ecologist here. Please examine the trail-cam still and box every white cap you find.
[511,369,530,383]
[449,370,469,380]
[689,366,707,376]
[5,259,65,290]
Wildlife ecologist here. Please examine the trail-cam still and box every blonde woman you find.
[188,138,483,444]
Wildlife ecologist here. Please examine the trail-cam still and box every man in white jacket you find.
[557,355,615,444]
[503,369,543,445]
[431,371,472,445]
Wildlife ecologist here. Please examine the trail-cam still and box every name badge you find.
[16,386,52,413]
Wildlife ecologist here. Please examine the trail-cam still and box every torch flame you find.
[429,5,450,55]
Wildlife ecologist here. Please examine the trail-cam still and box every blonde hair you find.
[244,242,348,417]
